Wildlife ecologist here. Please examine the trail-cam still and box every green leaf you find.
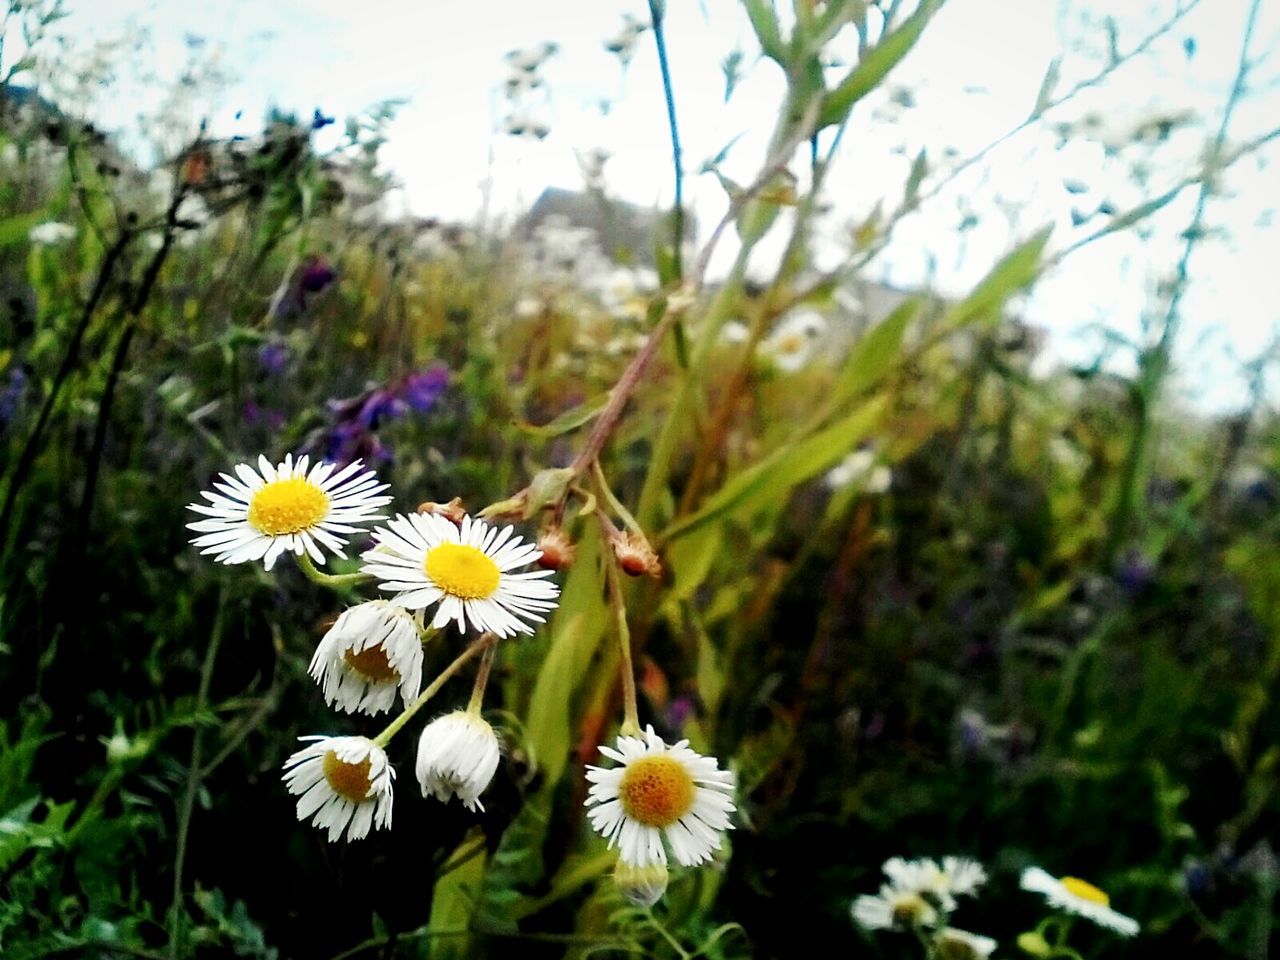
[744,0,786,62]
[835,298,917,401]
[1032,57,1062,117]
[946,226,1051,329]
[524,534,608,786]
[514,395,609,438]
[427,832,488,958]
[663,396,888,542]
[0,212,43,249]
[819,0,944,128]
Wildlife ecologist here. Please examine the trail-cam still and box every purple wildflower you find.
[402,363,448,412]
[0,367,26,429]
[257,342,289,375]
[299,256,337,293]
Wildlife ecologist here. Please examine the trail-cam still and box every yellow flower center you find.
[776,333,806,355]
[1062,876,1110,906]
[322,751,374,804]
[246,477,329,536]
[343,645,400,684]
[424,542,501,599]
[618,755,695,828]
[891,892,932,926]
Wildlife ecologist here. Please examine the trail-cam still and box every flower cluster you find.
[852,856,994,958]
[502,42,556,140]
[186,453,735,908]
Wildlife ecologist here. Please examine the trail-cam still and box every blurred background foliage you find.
[2,0,1279,957]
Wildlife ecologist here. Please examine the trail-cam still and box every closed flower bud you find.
[416,711,502,811]
[613,861,669,907]
[417,496,467,527]
[614,531,661,578]
[537,528,576,570]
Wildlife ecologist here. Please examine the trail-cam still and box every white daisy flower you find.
[585,725,735,868]
[760,308,827,372]
[187,454,391,571]
[884,855,988,907]
[29,221,76,246]
[1020,867,1140,937]
[281,736,394,842]
[416,711,501,811]
[361,512,560,638]
[308,601,423,716]
[935,927,997,959]
[825,449,892,493]
[852,883,940,930]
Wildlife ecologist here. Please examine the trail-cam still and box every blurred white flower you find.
[504,41,557,73]
[28,221,76,246]
[504,108,551,140]
[826,449,892,493]
[1020,867,1139,937]
[760,309,827,372]
[720,320,750,345]
[852,885,938,930]
[935,928,997,959]
[605,14,648,63]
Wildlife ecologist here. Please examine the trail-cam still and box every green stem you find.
[602,523,641,736]
[466,641,497,715]
[296,550,373,589]
[372,634,493,748]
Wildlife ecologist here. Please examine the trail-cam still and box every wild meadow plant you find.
[3,0,1280,958]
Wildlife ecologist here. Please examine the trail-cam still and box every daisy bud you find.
[417,496,467,527]
[614,531,661,578]
[613,861,669,908]
[416,711,502,811]
[536,528,576,571]
[935,929,998,960]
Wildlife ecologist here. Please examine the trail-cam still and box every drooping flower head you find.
[361,512,560,638]
[282,736,394,842]
[935,928,998,960]
[1020,867,1139,937]
[308,601,423,715]
[852,855,988,933]
[585,725,735,868]
[852,884,939,931]
[415,711,501,811]
[186,454,391,570]
[613,861,669,908]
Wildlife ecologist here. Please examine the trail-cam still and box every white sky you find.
[36,0,1280,410]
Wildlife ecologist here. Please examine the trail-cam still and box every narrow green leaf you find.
[946,226,1051,329]
[819,0,944,127]
[664,396,888,542]
[427,833,488,959]
[1032,57,1062,118]
[0,211,43,248]
[835,298,917,401]
[513,395,609,438]
[744,0,786,62]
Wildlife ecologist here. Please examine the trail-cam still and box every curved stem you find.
[295,551,374,589]
[373,634,494,748]
[602,522,641,735]
[648,0,683,278]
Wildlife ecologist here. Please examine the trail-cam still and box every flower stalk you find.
[372,634,495,748]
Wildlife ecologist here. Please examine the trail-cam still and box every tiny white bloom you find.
[719,320,750,345]
[613,861,669,908]
[884,855,988,907]
[504,41,557,72]
[282,736,394,842]
[415,710,502,811]
[308,601,423,716]
[29,221,76,246]
[936,927,997,958]
[1020,867,1139,937]
[852,884,939,930]
[504,108,551,140]
[585,725,735,868]
[825,449,891,493]
[760,309,827,372]
[187,454,391,571]
[362,512,560,638]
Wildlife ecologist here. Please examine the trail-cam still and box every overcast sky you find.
[42,0,1280,411]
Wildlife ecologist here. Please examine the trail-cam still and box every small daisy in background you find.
[282,736,395,842]
[852,855,995,955]
[28,221,76,246]
[585,725,735,869]
[187,454,391,570]
[760,308,827,372]
[1021,866,1140,937]
[308,601,423,715]
[361,512,560,637]
[415,710,501,811]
